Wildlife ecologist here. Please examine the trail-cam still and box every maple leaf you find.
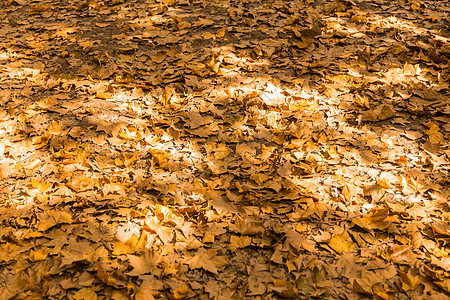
[112,232,148,256]
[184,248,227,274]
[37,210,73,232]
[227,235,252,252]
[172,284,189,299]
[399,270,421,292]
[270,279,298,298]
[216,27,226,38]
[285,229,316,252]
[31,179,52,193]
[126,250,161,276]
[328,231,356,254]
[135,281,157,300]
[202,223,227,243]
[73,288,97,300]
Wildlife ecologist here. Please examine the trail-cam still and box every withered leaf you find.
[184,248,227,274]
[37,210,73,232]
[328,231,356,254]
[361,104,395,122]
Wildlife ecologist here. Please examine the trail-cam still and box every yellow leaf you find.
[149,149,169,169]
[353,278,373,294]
[172,284,189,299]
[426,124,443,144]
[372,284,393,300]
[164,0,177,6]
[410,0,426,11]
[118,128,133,140]
[213,142,233,159]
[31,179,52,193]
[390,43,408,55]
[112,241,133,256]
[135,282,156,300]
[227,235,252,252]
[96,91,113,99]
[361,104,395,122]
[259,145,276,160]
[77,231,92,239]
[37,211,73,232]
[18,113,27,123]
[33,133,51,149]
[185,248,227,274]
[399,270,421,291]
[295,222,308,232]
[29,5,50,15]
[37,97,57,109]
[271,279,298,298]
[112,232,147,256]
[103,183,125,196]
[216,27,226,38]
[73,288,97,300]
[67,177,97,192]
[250,173,270,185]
[285,229,316,252]
[377,178,391,189]
[328,231,356,254]
[48,121,62,135]
[29,249,48,262]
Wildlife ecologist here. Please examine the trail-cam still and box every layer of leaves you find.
[0,0,449,299]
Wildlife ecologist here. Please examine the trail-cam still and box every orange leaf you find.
[31,179,52,193]
[216,27,226,38]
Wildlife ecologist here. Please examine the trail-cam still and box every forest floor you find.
[0,0,449,299]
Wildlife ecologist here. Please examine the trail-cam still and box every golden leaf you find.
[227,235,252,252]
[33,133,51,149]
[328,231,356,254]
[216,27,226,38]
[362,104,395,122]
[48,121,62,135]
[37,211,73,232]
[185,248,227,274]
[399,270,421,291]
[73,288,97,300]
[37,97,57,109]
[172,285,189,299]
[31,179,52,193]
[112,232,148,256]
[250,173,270,185]
[29,249,48,262]
[150,51,166,64]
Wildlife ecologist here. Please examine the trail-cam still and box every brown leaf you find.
[285,229,316,252]
[361,104,395,122]
[328,231,356,254]
[172,284,189,299]
[126,250,161,276]
[73,288,97,300]
[184,248,227,274]
[216,27,226,38]
[398,270,421,291]
[363,184,386,202]
[270,279,298,298]
[227,235,252,252]
[150,51,166,64]
[230,216,264,236]
[37,210,73,232]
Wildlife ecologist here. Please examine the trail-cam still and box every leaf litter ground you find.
[0,0,449,299]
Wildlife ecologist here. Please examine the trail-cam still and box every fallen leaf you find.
[328,231,356,254]
[184,248,227,274]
